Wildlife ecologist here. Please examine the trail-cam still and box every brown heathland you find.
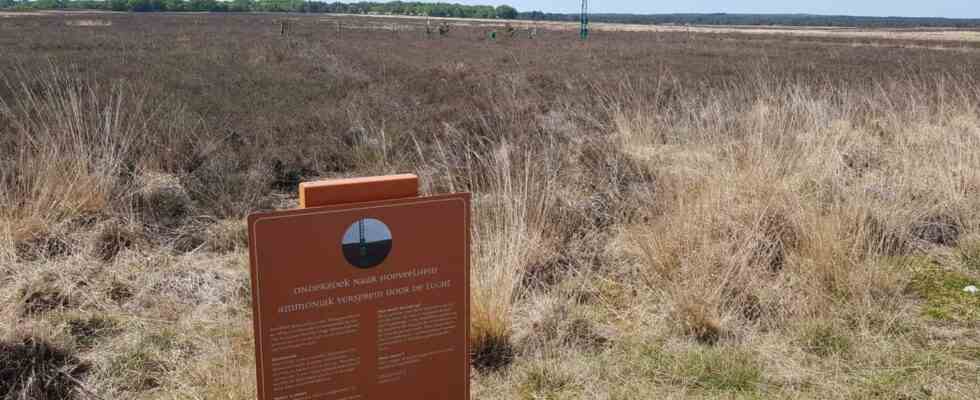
[1,13,979,400]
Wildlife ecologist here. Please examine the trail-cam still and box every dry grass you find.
[1,13,979,400]
[467,142,556,370]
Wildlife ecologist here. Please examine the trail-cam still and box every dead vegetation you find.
[1,13,980,400]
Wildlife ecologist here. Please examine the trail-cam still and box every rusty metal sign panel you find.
[247,176,470,400]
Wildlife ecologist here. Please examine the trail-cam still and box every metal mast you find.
[358,219,368,257]
[580,0,589,40]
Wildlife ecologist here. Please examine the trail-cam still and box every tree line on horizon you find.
[0,0,518,18]
[3,0,979,28]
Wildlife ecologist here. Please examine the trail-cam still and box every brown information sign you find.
[247,189,470,400]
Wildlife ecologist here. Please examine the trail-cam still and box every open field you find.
[1,12,979,400]
[5,10,980,43]
[323,13,980,43]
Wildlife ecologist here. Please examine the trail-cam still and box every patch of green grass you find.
[517,361,580,400]
[857,372,932,400]
[634,342,762,394]
[103,329,192,392]
[106,345,168,392]
[908,262,980,323]
[852,351,945,400]
[960,237,980,273]
[632,340,671,375]
[800,321,853,357]
[675,347,762,392]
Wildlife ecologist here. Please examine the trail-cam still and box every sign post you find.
[247,174,470,400]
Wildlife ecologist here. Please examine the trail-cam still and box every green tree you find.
[33,0,65,8]
[127,0,151,11]
[108,0,128,11]
[522,11,545,20]
[495,5,516,19]
[228,0,253,11]
[162,0,185,11]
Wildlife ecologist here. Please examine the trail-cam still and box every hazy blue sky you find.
[343,219,391,244]
[466,1,979,19]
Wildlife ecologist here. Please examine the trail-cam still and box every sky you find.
[342,219,391,244]
[462,0,980,19]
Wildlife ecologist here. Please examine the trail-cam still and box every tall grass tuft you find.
[1,66,135,233]
[467,141,556,370]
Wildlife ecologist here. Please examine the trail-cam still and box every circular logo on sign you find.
[341,218,392,269]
